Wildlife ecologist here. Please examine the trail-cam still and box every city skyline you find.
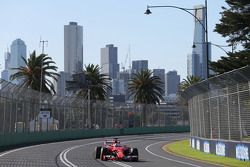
[0,1,228,80]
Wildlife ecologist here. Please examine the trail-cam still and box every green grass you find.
[164,140,250,167]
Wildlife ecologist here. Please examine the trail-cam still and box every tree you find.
[179,75,202,92]
[128,69,164,127]
[210,51,250,74]
[128,69,164,104]
[10,51,59,94]
[77,64,112,101]
[215,0,250,49]
[211,0,250,74]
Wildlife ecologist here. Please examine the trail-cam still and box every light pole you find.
[39,39,48,109]
[145,0,209,78]
[87,88,91,128]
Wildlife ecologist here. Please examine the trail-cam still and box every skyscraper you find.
[153,69,165,96]
[8,38,27,84]
[1,50,11,81]
[64,22,83,74]
[132,60,148,74]
[100,44,119,79]
[165,70,180,96]
[187,53,200,77]
[191,5,211,79]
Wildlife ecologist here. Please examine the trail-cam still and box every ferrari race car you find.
[95,138,139,161]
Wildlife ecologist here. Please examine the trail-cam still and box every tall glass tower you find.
[187,53,200,77]
[191,5,210,79]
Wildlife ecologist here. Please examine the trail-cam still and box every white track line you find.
[60,140,139,167]
[145,139,202,167]
[59,141,101,167]
[59,147,77,167]
[0,146,36,157]
[112,161,133,167]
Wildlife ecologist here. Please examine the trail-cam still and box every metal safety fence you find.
[182,66,250,141]
[0,79,188,134]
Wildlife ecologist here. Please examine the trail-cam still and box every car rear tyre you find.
[95,146,102,159]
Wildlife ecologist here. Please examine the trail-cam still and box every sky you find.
[0,0,229,80]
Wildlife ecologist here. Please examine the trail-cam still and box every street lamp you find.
[145,0,209,78]
[192,42,234,55]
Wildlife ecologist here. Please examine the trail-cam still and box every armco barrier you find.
[0,126,189,151]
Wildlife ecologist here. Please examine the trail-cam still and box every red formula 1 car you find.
[95,138,139,161]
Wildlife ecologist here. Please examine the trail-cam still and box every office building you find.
[8,38,27,84]
[100,44,119,79]
[1,50,11,81]
[153,69,165,96]
[131,60,148,74]
[112,79,125,95]
[64,22,83,74]
[165,70,180,96]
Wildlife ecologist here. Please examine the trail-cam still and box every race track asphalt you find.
[0,133,221,167]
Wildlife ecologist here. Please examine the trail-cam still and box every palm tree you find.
[179,75,202,92]
[10,51,59,94]
[128,69,164,104]
[77,64,112,100]
[128,69,164,127]
[73,64,111,128]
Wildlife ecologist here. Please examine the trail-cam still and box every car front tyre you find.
[95,146,102,159]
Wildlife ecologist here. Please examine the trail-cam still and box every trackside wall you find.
[0,126,190,151]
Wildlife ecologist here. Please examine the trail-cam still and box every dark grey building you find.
[153,69,165,96]
[111,79,125,95]
[165,70,180,96]
[100,44,119,79]
[132,60,148,74]
[117,70,130,100]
